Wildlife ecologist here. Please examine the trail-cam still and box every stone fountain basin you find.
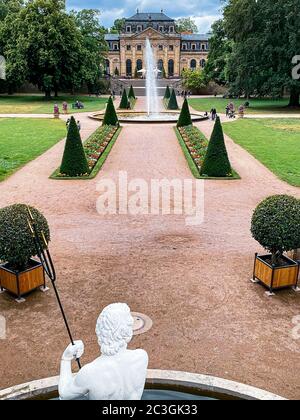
[0,370,285,400]
[90,111,209,124]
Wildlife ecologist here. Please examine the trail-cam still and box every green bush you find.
[177,98,192,127]
[251,195,300,265]
[102,96,119,126]
[128,85,136,99]
[164,85,171,99]
[200,116,232,177]
[167,89,179,110]
[0,204,50,270]
[119,88,129,109]
[60,116,89,176]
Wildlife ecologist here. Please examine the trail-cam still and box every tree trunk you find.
[288,87,300,107]
[45,90,51,100]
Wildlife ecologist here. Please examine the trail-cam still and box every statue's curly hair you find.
[96,303,134,356]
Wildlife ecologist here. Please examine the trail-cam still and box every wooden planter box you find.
[0,259,45,301]
[252,253,299,293]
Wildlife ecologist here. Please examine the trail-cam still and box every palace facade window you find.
[159,26,164,32]
[200,59,206,68]
[169,26,174,33]
[126,59,132,76]
[191,44,196,50]
[126,45,131,51]
[182,43,187,50]
[113,44,119,51]
[168,59,174,76]
[137,44,142,51]
[126,25,131,33]
[137,25,142,32]
[169,45,174,51]
[158,45,163,51]
[190,59,197,70]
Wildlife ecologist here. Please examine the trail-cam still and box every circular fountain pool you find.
[91,111,209,124]
[0,370,285,400]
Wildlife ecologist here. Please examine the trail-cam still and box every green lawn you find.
[0,95,108,114]
[0,118,66,181]
[189,97,300,114]
[223,119,300,186]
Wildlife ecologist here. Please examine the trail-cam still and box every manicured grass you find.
[189,98,300,114]
[223,119,300,186]
[0,118,65,181]
[0,95,108,114]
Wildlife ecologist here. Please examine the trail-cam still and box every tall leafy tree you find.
[176,17,198,33]
[204,19,232,86]
[72,9,107,93]
[223,0,300,106]
[110,18,125,33]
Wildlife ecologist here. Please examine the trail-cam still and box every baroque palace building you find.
[104,10,210,78]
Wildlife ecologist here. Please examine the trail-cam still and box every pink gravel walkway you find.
[0,99,299,399]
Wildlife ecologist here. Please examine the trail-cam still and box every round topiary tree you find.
[200,116,232,177]
[251,195,300,265]
[60,116,89,177]
[167,89,179,110]
[177,98,192,127]
[102,96,119,126]
[0,204,50,271]
[119,88,129,109]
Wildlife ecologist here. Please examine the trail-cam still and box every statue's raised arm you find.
[58,303,149,400]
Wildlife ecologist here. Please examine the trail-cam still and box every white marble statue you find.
[58,303,149,400]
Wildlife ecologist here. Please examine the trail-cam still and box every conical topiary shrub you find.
[164,85,171,99]
[60,116,89,177]
[177,98,192,127]
[200,116,232,177]
[167,89,179,110]
[102,96,119,126]
[128,85,135,99]
[119,88,129,109]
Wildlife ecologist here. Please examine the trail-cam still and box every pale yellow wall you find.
[106,30,208,77]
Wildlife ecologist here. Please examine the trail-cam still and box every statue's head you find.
[96,303,134,356]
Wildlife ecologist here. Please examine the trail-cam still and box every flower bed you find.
[84,125,118,173]
[177,125,208,174]
[51,125,121,180]
[175,125,240,180]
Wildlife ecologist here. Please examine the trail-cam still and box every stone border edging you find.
[0,370,285,400]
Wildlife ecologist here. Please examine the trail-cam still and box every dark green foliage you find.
[119,88,129,109]
[177,98,192,127]
[102,96,119,126]
[128,85,135,99]
[251,195,300,264]
[200,116,232,177]
[167,89,179,110]
[164,85,171,99]
[60,116,89,176]
[0,204,50,270]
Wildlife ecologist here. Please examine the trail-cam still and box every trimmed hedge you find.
[167,89,179,110]
[119,88,129,109]
[251,195,300,265]
[128,85,136,99]
[200,116,232,177]
[164,85,171,99]
[60,116,89,177]
[177,98,192,127]
[102,96,119,126]
[0,204,50,270]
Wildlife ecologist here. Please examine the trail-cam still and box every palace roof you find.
[126,12,174,22]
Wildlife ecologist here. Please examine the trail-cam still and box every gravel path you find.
[0,98,299,399]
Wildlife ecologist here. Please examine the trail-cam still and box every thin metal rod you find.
[27,210,81,369]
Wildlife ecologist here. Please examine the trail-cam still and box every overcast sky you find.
[66,0,222,33]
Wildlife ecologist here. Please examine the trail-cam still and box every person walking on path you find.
[62,101,68,115]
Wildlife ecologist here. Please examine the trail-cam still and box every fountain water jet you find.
[145,38,160,117]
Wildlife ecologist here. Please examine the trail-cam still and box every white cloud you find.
[193,14,221,33]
